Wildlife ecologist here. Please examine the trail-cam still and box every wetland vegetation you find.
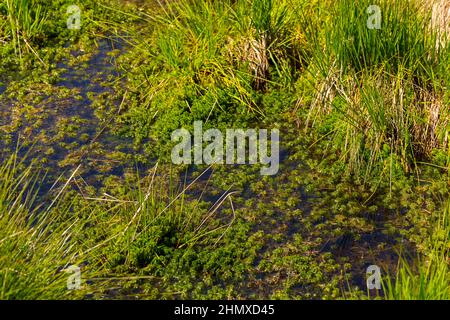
[0,0,449,300]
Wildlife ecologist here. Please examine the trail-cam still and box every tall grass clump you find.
[229,0,304,90]
[301,0,450,181]
[111,0,306,154]
[383,199,450,299]
[0,154,91,299]
[0,0,47,60]
[327,0,445,82]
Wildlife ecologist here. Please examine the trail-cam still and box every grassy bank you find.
[383,199,449,299]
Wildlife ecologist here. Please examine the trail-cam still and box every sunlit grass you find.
[0,0,449,300]
[0,153,88,299]
[1,0,47,62]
